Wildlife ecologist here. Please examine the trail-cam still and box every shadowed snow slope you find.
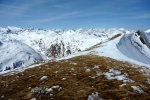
[0,40,45,72]
[117,31,150,65]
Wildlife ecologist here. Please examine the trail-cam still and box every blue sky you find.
[0,0,150,30]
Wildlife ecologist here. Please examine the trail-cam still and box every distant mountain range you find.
[0,26,150,73]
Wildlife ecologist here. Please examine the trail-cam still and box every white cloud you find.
[0,0,49,17]
[24,11,80,23]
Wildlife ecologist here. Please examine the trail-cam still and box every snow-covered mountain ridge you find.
[57,29,150,67]
[0,39,45,72]
[0,26,131,58]
[80,29,150,67]
[117,30,150,65]
[0,26,150,73]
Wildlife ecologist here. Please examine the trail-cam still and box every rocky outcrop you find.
[0,41,2,45]
[136,30,147,45]
[46,40,80,58]
[136,30,150,49]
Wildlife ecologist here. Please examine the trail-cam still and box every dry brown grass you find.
[0,55,150,100]
[109,34,121,40]
[84,42,103,51]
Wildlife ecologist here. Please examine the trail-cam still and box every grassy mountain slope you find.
[0,55,150,100]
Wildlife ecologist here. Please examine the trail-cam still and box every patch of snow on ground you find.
[62,78,66,80]
[45,85,62,93]
[45,88,53,92]
[87,92,103,100]
[94,65,99,69]
[147,78,150,84]
[120,83,126,87]
[97,68,134,82]
[109,68,121,75]
[31,98,36,100]
[85,68,91,72]
[131,86,144,93]
[51,85,60,89]
[40,76,48,81]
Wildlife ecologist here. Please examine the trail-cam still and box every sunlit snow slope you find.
[0,26,150,73]
[86,29,150,67]
[0,26,125,58]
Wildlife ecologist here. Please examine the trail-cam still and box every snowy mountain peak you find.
[7,26,22,31]
[117,30,150,65]
[1,27,150,73]
[0,39,45,72]
[145,29,150,33]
